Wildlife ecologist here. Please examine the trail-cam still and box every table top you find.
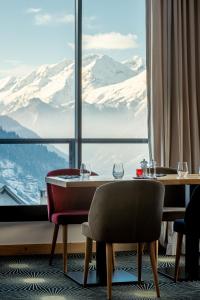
[45,174,200,188]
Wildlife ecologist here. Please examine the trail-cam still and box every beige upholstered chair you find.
[82,180,165,299]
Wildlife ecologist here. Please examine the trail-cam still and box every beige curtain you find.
[146,0,200,172]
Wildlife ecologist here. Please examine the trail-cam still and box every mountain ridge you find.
[0,54,145,113]
[0,54,147,138]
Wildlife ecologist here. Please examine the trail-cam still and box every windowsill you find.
[0,205,48,222]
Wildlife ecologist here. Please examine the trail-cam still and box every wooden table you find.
[46,174,200,284]
[46,174,200,188]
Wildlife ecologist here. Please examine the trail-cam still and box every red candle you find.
[136,168,143,177]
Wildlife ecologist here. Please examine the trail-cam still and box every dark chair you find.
[82,180,165,299]
[46,168,97,272]
[151,167,185,258]
[155,167,185,221]
[174,185,200,281]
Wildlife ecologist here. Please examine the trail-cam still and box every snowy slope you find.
[0,54,144,113]
[83,70,146,111]
[0,54,147,137]
[122,55,145,75]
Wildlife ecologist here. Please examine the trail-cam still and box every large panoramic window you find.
[82,0,147,173]
[0,0,147,207]
[0,0,74,205]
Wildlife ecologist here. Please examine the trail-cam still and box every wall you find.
[0,222,136,254]
[0,222,84,245]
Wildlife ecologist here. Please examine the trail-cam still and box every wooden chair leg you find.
[62,225,68,273]
[155,240,159,265]
[174,232,183,282]
[88,237,93,263]
[137,243,143,282]
[149,241,160,298]
[49,224,59,266]
[106,243,113,300]
[83,237,93,286]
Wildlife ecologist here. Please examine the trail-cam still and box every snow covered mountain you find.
[0,54,147,138]
[0,115,67,159]
[0,54,147,204]
[0,115,39,138]
[0,54,145,110]
[0,128,68,204]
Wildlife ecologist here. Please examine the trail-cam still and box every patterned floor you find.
[0,252,199,299]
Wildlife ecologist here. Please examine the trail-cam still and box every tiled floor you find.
[0,252,199,299]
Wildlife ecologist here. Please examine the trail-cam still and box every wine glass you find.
[177,162,188,178]
[80,162,91,179]
[112,162,124,179]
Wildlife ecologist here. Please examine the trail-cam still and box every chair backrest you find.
[88,180,165,243]
[156,167,185,207]
[184,185,200,236]
[46,168,97,221]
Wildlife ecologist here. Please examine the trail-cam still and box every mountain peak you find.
[36,59,72,77]
[122,55,145,75]
[82,53,134,88]
[82,53,103,66]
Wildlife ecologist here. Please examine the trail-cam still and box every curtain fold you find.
[147,0,200,172]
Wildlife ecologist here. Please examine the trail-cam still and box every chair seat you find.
[174,219,186,233]
[51,210,89,225]
[162,207,186,221]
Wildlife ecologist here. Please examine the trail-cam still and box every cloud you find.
[34,13,74,26]
[34,14,52,25]
[83,32,138,50]
[58,14,74,24]
[26,8,42,14]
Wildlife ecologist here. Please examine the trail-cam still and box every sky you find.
[0,0,145,78]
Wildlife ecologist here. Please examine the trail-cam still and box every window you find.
[0,1,74,205]
[82,144,149,175]
[82,0,148,173]
[82,0,147,139]
[0,0,147,208]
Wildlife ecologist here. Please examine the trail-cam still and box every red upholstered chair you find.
[46,168,97,272]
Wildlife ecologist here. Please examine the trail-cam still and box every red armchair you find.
[46,168,97,272]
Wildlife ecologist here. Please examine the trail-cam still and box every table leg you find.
[96,241,107,285]
[66,241,138,286]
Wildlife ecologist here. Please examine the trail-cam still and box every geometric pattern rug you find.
[0,251,200,300]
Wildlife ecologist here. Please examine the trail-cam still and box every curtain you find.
[146,0,200,172]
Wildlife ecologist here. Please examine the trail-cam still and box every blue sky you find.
[0,0,145,78]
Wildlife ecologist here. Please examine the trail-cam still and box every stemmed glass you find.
[112,163,124,179]
[177,162,188,178]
